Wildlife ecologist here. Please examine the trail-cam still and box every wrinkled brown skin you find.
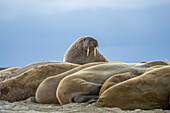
[35,62,106,104]
[0,61,60,82]
[56,63,149,105]
[0,62,78,102]
[95,66,170,110]
[0,67,21,76]
[99,72,137,96]
[63,36,109,64]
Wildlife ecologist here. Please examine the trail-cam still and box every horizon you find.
[0,0,170,67]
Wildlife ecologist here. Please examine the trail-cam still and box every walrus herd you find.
[0,36,170,110]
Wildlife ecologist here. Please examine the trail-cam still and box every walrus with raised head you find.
[95,66,170,110]
[63,36,109,64]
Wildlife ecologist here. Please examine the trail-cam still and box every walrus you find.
[110,61,168,68]
[36,60,167,104]
[99,72,137,96]
[0,61,61,82]
[56,62,149,105]
[0,62,78,102]
[35,62,106,104]
[95,66,170,110]
[137,61,168,68]
[63,36,109,64]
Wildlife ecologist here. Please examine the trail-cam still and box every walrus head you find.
[78,36,98,57]
[64,36,108,64]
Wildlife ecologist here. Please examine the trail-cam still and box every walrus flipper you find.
[72,83,102,103]
[73,95,99,103]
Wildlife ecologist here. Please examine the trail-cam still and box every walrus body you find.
[63,36,109,64]
[0,61,60,82]
[95,66,170,110]
[0,62,78,102]
[136,61,168,68]
[56,63,149,105]
[35,62,106,104]
[99,72,137,96]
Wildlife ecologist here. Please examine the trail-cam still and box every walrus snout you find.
[88,39,98,48]
[91,38,98,47]
[83,37,98,57]
[83,37,98,49]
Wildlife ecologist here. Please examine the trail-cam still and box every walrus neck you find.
[89,49,109,62]
[94,51,109,62]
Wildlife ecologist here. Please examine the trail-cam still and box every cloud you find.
[0,0,170,20]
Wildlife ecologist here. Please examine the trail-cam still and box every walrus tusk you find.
[165,58,170,65]
[94,48,96,57]
[87,47,89,56]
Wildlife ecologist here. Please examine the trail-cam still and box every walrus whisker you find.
[94,48,96,57]
[164,58,170,65]
[87,47,89,56]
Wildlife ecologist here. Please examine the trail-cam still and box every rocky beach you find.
[0,97,169,113]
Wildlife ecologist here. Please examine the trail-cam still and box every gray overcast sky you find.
[0,0,170,67]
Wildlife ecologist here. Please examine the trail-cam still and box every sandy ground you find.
[0,97,169,113]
